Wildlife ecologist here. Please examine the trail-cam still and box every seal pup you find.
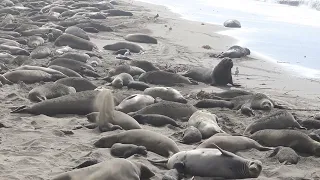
[107,73,134,89]
[128,100,198,121]
[28,82,76,102]
[133,114,180,127]
[106,64,145,77]
[127,81,150,91]
[65,26,90,40]
[59,51,90,63]
[224,19,241,28]
[52,158,155,180]
[149,144,262,179]
[250,129,320,156]
[115,94,156,113]
[27,35,44,48]
[197,135,274,153]
[30,46,52,59]
[309,129,320,142]
[243,110,305,135]
[103,41,143,53]
[268,146,300,165]
[298,119,320,129]
[94,129,180,157]
[182,126,202,144]
[54,33,97,51]
[139,70,195,86]
[217,45,251,58]
[124,33,157,44]
[188,110,225,138]
[3,70,65,84]
[49,65,82,77]
[55,77,97,92]
[144,87,187,103]
[110,143,148,158]
[130,60,160,71]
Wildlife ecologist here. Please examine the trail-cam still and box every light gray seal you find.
[54,33,97,51]
[0,44,29,55]
[28,82,76,102]
[75,22,113,32]
[268,146,300,165]
[30,46,51,59]
[298,119,320,129]
[144,87,187,103]
[110,143,147,158]
[115,94,156,113]
[124,33,157,44]
[103,41,143,53]
[243,110,306,135]
[55,77,97,92]
[48,65,82,77]
[14,65,66,76]
[48,58,95,73]
[309,129,320,142]
[182,126,202,144]
[133,114,180,127]
[217,45,251,58]
[3,70,65,84]
[250,129,320,156]
[21,28,62,40]
[197,135,274,153]
[139,70,195,86]
[27,35,44,48]
[59,51,90,63]
[94,129,180,157]
[52,158,155,180]
[188,110,225,138]
[108,73,134,89]
[224,19,241,28]
[104,9,133,16]
[130,60,160,71]
[107,64,145,77]
[65,26,90,40]
[128,100,198,121]
[149,145,262,179]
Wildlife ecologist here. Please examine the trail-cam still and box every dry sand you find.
[0,0,320,180]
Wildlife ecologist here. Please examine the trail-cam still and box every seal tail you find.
[94,89,115,132]
[10,105,29,113]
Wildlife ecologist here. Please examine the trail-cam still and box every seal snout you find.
[261,101,273,110]
[248,160,262,178]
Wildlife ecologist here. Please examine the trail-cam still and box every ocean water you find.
[137,0,320,78]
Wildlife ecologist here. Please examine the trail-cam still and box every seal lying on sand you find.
[94,129,180,157]
[243,110,305,135]
[48,58,95,73]
[3,70,65,84]
[14,65,66,76]
[30,46,51,59]
[65,26,90,40]
[124,33,157,44]
[144,87,187,103]
[48,65,82,77]
[59,52,90,63]
[197,135,274,153]
[224,19,241,28]
[55,77,97,92]
[217,45,250,58]
[107,64,145,77]
[130,60,160,71]
[149,144,262,179]
[268,146,300,165]
[28,82,76,102]
[250,129,320,156]
[139,70,195,86]
[115,94,156,113]
[127,81,150,91]
[52,158,155,180]
[128,100,198,121]
[103,41,143,53]
[133,114,180,127]
[54,33,97,51]
[0,44,29,55]
[107,73,134,89]
[110,143,147,158]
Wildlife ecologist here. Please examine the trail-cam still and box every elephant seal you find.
[48,58,95,73]
[211,89,253,99]
[115,94,156,113]
[133,114,180,127]
[224,19,241,28]
[211,57,238,86]
[0,74,13,84]
[268,146,300,165]
[244,110,305,135]
[65,26,90,40]
[250,129,320,156]
[104,9,133,16]
[309,129,320,142]
[28,82,76,102]
[0,44,29,55]
[127,81,150,91]
[110,143,147,158]
[149,145,262,179]
[315,113,320,120]
[182,126,202,144]
[27,35,44,48]
[14,65,65,76]
[197,135,274,153]
[11,90,101,115]
[180,67,213,83]
[298,119,320,129]
[52,158,155,180]
[94,89,141,131]
[54,33,97,51]
[103,41,143,53]
[124,33,157,44]
[139,71,194,86]
[130,60,160,71]
[30,46,51,59]
[108,73,134,88]
[217,45,251,58]
[59,52,90,63]
[3,70,65,84]
[75,22,113,32]
[144,87,187,103]
[188,110,225,138]
[163,169,182,180]
[21,28,62,40]
[128,101,198,121]
[55,77,97,92]
[94,129,180,157]
[49,65,82,77]
[83,27,99,33]
[107,64,145,77]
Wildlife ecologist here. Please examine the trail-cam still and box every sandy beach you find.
[0,0,320,180]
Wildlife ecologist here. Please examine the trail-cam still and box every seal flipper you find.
[268,147,281,158]
[207,143,234,157]
[10,105,29,113]
[147,158,169,168]
[35,95,47,102]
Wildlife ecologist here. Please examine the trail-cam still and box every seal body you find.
[133,114,180,127]
[28,82,76,102]
[182,126,202,144]
[94,129,180,157]
[268,146,300,165]
[144,87,187,103]
[299,119,320,129]
[127,81,150,91]
[30,46,51,59]
[0,44,29,55]
[110,143,147,158]
[59,52,90,63]
[27,35,44,48]
[115,94,155,113]
[110,73,134,88]
[197,135,274,153]
[218,45,250,58]
[48,58,94,73]
[181,67,212,83]
[188,110,224,138]
[54,33,97,51]
[14,65,66,76]
[65,26,90,40]
[211,57,236,86]
[139,71,193,85]
[104,9,133,16]
[3,70,65,84]
[224,19,241,28]
[49,65,82,77]
[250,129,320,156]
[124,33,157,44]
[103,41,143,53]
[55,77,97,92]
[107,65,145,77]
[130,60,159,72]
